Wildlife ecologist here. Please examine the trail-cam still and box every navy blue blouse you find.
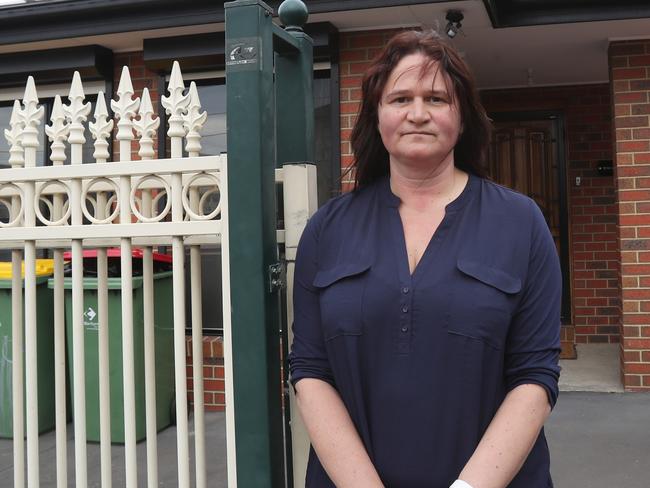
[289,174,561,488]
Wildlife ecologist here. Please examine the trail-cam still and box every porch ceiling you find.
[314,1,650,89]
[0,0,649,89]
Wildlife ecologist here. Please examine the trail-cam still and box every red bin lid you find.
[62,248,172,263]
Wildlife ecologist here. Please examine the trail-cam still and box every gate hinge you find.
[269,262,286,293]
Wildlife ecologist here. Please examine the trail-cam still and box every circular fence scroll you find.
[0,183,24,228]
[81,177,120,224]
[34,179,71,226]
[38,197,70,224]
[130,174,171,223]
[181,172,221,221]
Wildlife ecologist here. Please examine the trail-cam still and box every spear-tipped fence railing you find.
[0,2,321,486]
[0,62,228,488]
[0,57,318,488]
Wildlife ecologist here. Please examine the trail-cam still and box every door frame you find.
[489,110,571,324]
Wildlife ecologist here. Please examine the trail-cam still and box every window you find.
[313,70,334,204]
[0,102,45,168]
[163,70,334,202]
[193,82,227,156]
[0,81,107,167]
[163,78,227,158]
[0,83,106,261]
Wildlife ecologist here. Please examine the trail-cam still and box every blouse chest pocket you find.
[447,259,522,350]
[313,262,370,341]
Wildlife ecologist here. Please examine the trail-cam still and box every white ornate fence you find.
[0,56,317,488]
[0,61,230,488]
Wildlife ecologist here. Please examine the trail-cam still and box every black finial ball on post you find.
[278,0,309,32]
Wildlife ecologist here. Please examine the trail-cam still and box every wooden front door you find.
[487,115,570,321]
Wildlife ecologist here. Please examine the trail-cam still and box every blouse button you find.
[401,326,408,333]
[402,286,410,294]
[401,305,408,313]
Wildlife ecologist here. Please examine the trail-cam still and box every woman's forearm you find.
[295,378,384,488]
[458,384,551,488]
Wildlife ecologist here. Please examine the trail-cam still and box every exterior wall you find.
[609,40,650,391]
[338,30,619,346]
[481,85,618,345]
[113,52,161,160]
[112,51,227,405]
[101,37,650,399]
[187,336,226,411]
[339,29,403,192]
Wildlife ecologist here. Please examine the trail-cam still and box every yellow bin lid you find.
[0,259,55,279]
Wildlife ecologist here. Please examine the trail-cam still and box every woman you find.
[289,30,561,488]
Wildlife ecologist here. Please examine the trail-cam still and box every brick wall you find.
[339,30,404,193]
[339,31,619,346]
[187,336,226,411]
[609,40,650,391]
[113,52,161,160]
[481,85,618,346]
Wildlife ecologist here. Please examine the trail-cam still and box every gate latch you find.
[269,262,286,293]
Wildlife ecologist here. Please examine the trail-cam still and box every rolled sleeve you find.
[288,214,335,389]
[505,200,562,408]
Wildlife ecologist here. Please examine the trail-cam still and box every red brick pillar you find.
[609,40,650,391]
[186,336,226,410]
[339,30,402,192]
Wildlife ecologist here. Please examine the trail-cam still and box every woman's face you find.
[377,52,462,171]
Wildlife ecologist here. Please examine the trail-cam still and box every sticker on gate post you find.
[226,37,260,71]
[84,306,98,331]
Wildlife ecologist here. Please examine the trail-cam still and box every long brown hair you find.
[348,30,491,189]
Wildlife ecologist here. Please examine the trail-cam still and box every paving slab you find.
[1,392,649,487]
[559,344,624,393]
[546,391,650,488]
[0,412,228,487]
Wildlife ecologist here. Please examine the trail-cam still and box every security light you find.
[445,10,464,39]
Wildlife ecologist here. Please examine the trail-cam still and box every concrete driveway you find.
[546,391,650,488]
[1,391,648,487]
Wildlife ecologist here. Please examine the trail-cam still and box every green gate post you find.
[275,1,315,166]
[225,1,285,486]
[274,3,315,487]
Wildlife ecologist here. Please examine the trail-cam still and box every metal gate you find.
[0,60,230,487]
[225,0,316,486]
[0,0,316,486]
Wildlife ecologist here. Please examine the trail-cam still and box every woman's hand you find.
[457,383,551,488]
[295,378,385,488]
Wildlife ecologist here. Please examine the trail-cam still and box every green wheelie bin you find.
[54,249,175,444]
[0,259,56,438]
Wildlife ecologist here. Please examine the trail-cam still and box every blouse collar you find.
[379,172,478,211]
